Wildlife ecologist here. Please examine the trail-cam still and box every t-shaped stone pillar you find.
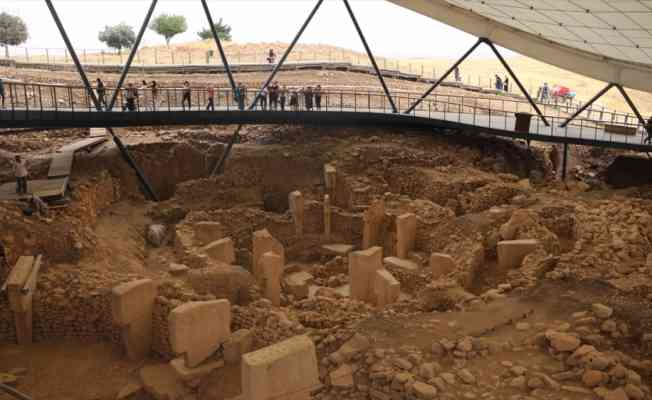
[199,237,235,265]
[111,279,157,361]
[289,191,305,238]
[169,300,231,368]
[5,255,42,345]
[396,213,417,259]
[252,229,285,283]
[349,246,383,303]
[362,200,386,249]
[324,194,332,240]
[261,251,284,306]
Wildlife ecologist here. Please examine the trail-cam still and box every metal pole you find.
[107,0,158,111]
[0,383,32,400]
[484,39,549,126]
[560,83,613,128]
[615,84,646,126]
[201,0,237,93]
[248,0,324,110]
[562,143,568,181]
[405,38,482,114]
[342,0,397,113]
[212,125,243,176]
[45,0,159,202]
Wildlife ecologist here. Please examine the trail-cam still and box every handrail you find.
[0,383,33,400]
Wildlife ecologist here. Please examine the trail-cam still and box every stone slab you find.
[283,271,313,300]
[252,229,285,282]
[242,335,319,400]
[200,237,235,265]
[192,221,225,246]
[261,252,283,307]
[362,200,386,249]
[140,364,188,400]
[383,256,420,272]
[349,246,383,303]
[430,253,456,279]
[289,191,305,237]
[170,356,224,381]
[497,239,540,270]
[169,300,231,368]
[111,279,157,325]
[322,244,355,256]
[223,329,254,365]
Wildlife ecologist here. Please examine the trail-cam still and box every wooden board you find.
[48,151,74,178]
[0,177,68,201]
[89,127,108,137]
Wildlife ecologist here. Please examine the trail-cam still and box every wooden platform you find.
[48,151,74,179]
[0,177,68,201]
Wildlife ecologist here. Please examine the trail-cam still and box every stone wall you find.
[0,296,15,343]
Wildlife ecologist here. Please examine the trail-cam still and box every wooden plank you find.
[89,127,107,137]
[0,177,68,201]
[48,151,74,178]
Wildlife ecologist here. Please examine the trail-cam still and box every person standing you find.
[267,49,276,64]
[304,86,313,111]
[495,75,503,90]
[454,67,461,83]
[504,77,509,92]
[280,85,287,111]
[290,89,299,111]
[645,116,652,144]
[140,80,150,110]
[206,86,215,111]
[0,76,5,109]
[12,155,28,195]
[150,80,159,111]
[314,85,322,110]
[269,81,279,110]
[181,81,192,111]
[96,78,107,109]
[123,83,138,111]
[259,88,268,110]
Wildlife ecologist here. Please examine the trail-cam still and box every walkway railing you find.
[1,81,648,148]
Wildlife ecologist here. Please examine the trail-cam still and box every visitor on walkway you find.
[206,86,215,111]
[181,81,192,111]
[236,83,247,110]
[504,77,509,92]
[95,78,107,109]
[269,82,279,110]
[150,81,158,111]
[454,67,462,83]
[541,83,550,102]
[123,83,138,111]
[0,77,4,109]
[304,86,314,111]
[12,155,28,195]
[280,86,287,111]
[258,88,268,110]
[290,89,299,111]
[315,85,322,110]
[495,75,503,90]
[645,116,652,144]
[267,49,276,64]
[140,80,150,111]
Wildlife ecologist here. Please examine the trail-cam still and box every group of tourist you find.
[494,74,510,92]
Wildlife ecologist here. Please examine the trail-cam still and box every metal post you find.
[615,84,646,127]
[0,382,32,400]
[212,125,243,175]
[107,0,158,111]
[200,0,237,93]
[561,143,568,181]
[342,0,397,113]
[248,0,324,110]
[45,0,159,202]
[405,38,482,114]
[483,39,549,126]
[560,83,613,128]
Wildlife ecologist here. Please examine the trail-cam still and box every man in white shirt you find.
[12,155,28,194]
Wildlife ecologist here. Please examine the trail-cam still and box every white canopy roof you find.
[387,0,652,93]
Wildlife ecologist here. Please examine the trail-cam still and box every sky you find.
[1,0,514,59]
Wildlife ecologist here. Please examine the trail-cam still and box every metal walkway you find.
[1,84,650,152]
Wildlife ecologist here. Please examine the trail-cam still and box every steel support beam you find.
[44,0,159,201]
[342,0,397,113]
[484,39,549,127]
[107,0,158,111]
[615,84,647,127]
[201,0,237,93]
[248,0,324,110]
[561,143,568,181]
[405,38,482,114]
[0,383,32,400]
[211,125,242,176]
[560,83,614,128]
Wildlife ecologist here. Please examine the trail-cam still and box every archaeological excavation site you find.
[2,35,652,400]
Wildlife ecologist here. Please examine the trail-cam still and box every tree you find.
[197,18,232,41]
[98,23,136,54]
[0,12,28,58]
[149,14,187,46]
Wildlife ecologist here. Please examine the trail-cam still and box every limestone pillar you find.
[169,300,232,368]
[252,229,285,282]
[289,191,305,238]
[430,253,457,279]
[112,279,157,361]
[324,164,337,200]
[242,335,319,400]
[497,239,539,270]
[324,194,332,240]
[396,213,417,259]
[362,199,386,249]
[6,255,42,345]
[199,237,235,265]
[261,251,283,307]
[374,269,400,307]
[349,246,383,303]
